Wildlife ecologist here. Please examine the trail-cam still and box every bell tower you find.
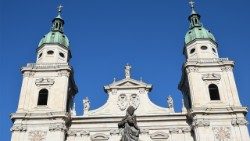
[179,1,249,141]
[10,5,78,141]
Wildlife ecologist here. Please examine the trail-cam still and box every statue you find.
[83,97,90,113]
[167,95,173,108]
[125,64,132,78]
[167,95,175,113]
[118,106,140,141]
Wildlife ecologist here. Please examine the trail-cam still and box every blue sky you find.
[1,0,250,140]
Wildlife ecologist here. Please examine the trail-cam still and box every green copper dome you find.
[38,31,69,48]
[38,6,69,48]
[184,2,216,45]
[185,27,215,44]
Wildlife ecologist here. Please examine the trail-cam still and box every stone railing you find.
[25,63,70,70]
[187,58,229,63]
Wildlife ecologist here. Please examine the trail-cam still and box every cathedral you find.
[10,2,249,141]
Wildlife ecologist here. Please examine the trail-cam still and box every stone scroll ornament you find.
[118,106,140,141]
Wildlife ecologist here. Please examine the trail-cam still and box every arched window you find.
[209,84,220,100]
[37,89,48,105]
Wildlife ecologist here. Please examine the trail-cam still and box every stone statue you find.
[83,97,90,111]
[118,106,140,141]
[167,95,173,108]
[125,64,132,78]
[167,95,175,113]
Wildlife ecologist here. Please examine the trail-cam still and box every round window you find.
[47,50,54,55]
[59,52,65,58]
[201,46,208,50]
[190,48,195,54]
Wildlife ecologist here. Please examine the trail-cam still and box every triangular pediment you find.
[117,81,139,86]
[104,78,152,92]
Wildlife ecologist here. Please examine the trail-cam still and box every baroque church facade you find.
[10,2,249,141]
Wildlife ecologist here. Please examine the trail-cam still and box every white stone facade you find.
[10,5,250,141]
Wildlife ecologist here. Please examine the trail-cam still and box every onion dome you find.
[184,1,216,45]
[38,5,69,48]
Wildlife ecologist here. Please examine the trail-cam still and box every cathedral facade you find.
[10,2,249,141]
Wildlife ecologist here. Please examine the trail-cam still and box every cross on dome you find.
[189,0,196,14]
[57,4,63,15]
[189,0,195,9]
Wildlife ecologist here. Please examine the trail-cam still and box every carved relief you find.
[67,130,90,136]
[23,71,35,77]
[202,73,221,84]
[35,78,54,87]
[231,118,248,126]
[130,94,140,109]
[192,119,210,128]
[49,123,67,131]
[29,130,47,141]
[91,133,109,141]
[58,70,70,77]
[10,124,27,132]
[79,130,90,136]
[117,94,140,110]
[202,73,221,81]
[169,128,181,134]
[139,88,145,94]
[67,130,77,136]
[186,66,199,74]
[150,131,169,139]
[117,94,128,111]
[212,127,230,141]
[140,128,149,135]
[221,66,233,72]
[111,89,117,95]
[110,129,120,136]
[182,127,191,133]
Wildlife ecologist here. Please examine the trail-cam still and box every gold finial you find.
[57,4,63,15]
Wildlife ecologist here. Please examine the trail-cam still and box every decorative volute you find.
[83,65,173,117]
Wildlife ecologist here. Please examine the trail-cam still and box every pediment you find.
[150,131,169,139]
[104,78,152,92]
[117,81,139,87]
[91,133,109,141]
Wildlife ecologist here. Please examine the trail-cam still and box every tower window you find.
[194,19,198,24]
[212,48,217,53]
[38,53,43,58]
[201,46,208,50]
[190,48,195,54]
[59,52,65,58]
[209,84,220,100]
[47,50,54,55]
[37,89,48,105]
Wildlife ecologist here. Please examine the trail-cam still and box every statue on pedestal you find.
[118,106,140,141]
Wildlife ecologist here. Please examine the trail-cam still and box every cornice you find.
[21,63,72,72]
[10,112,71,121]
